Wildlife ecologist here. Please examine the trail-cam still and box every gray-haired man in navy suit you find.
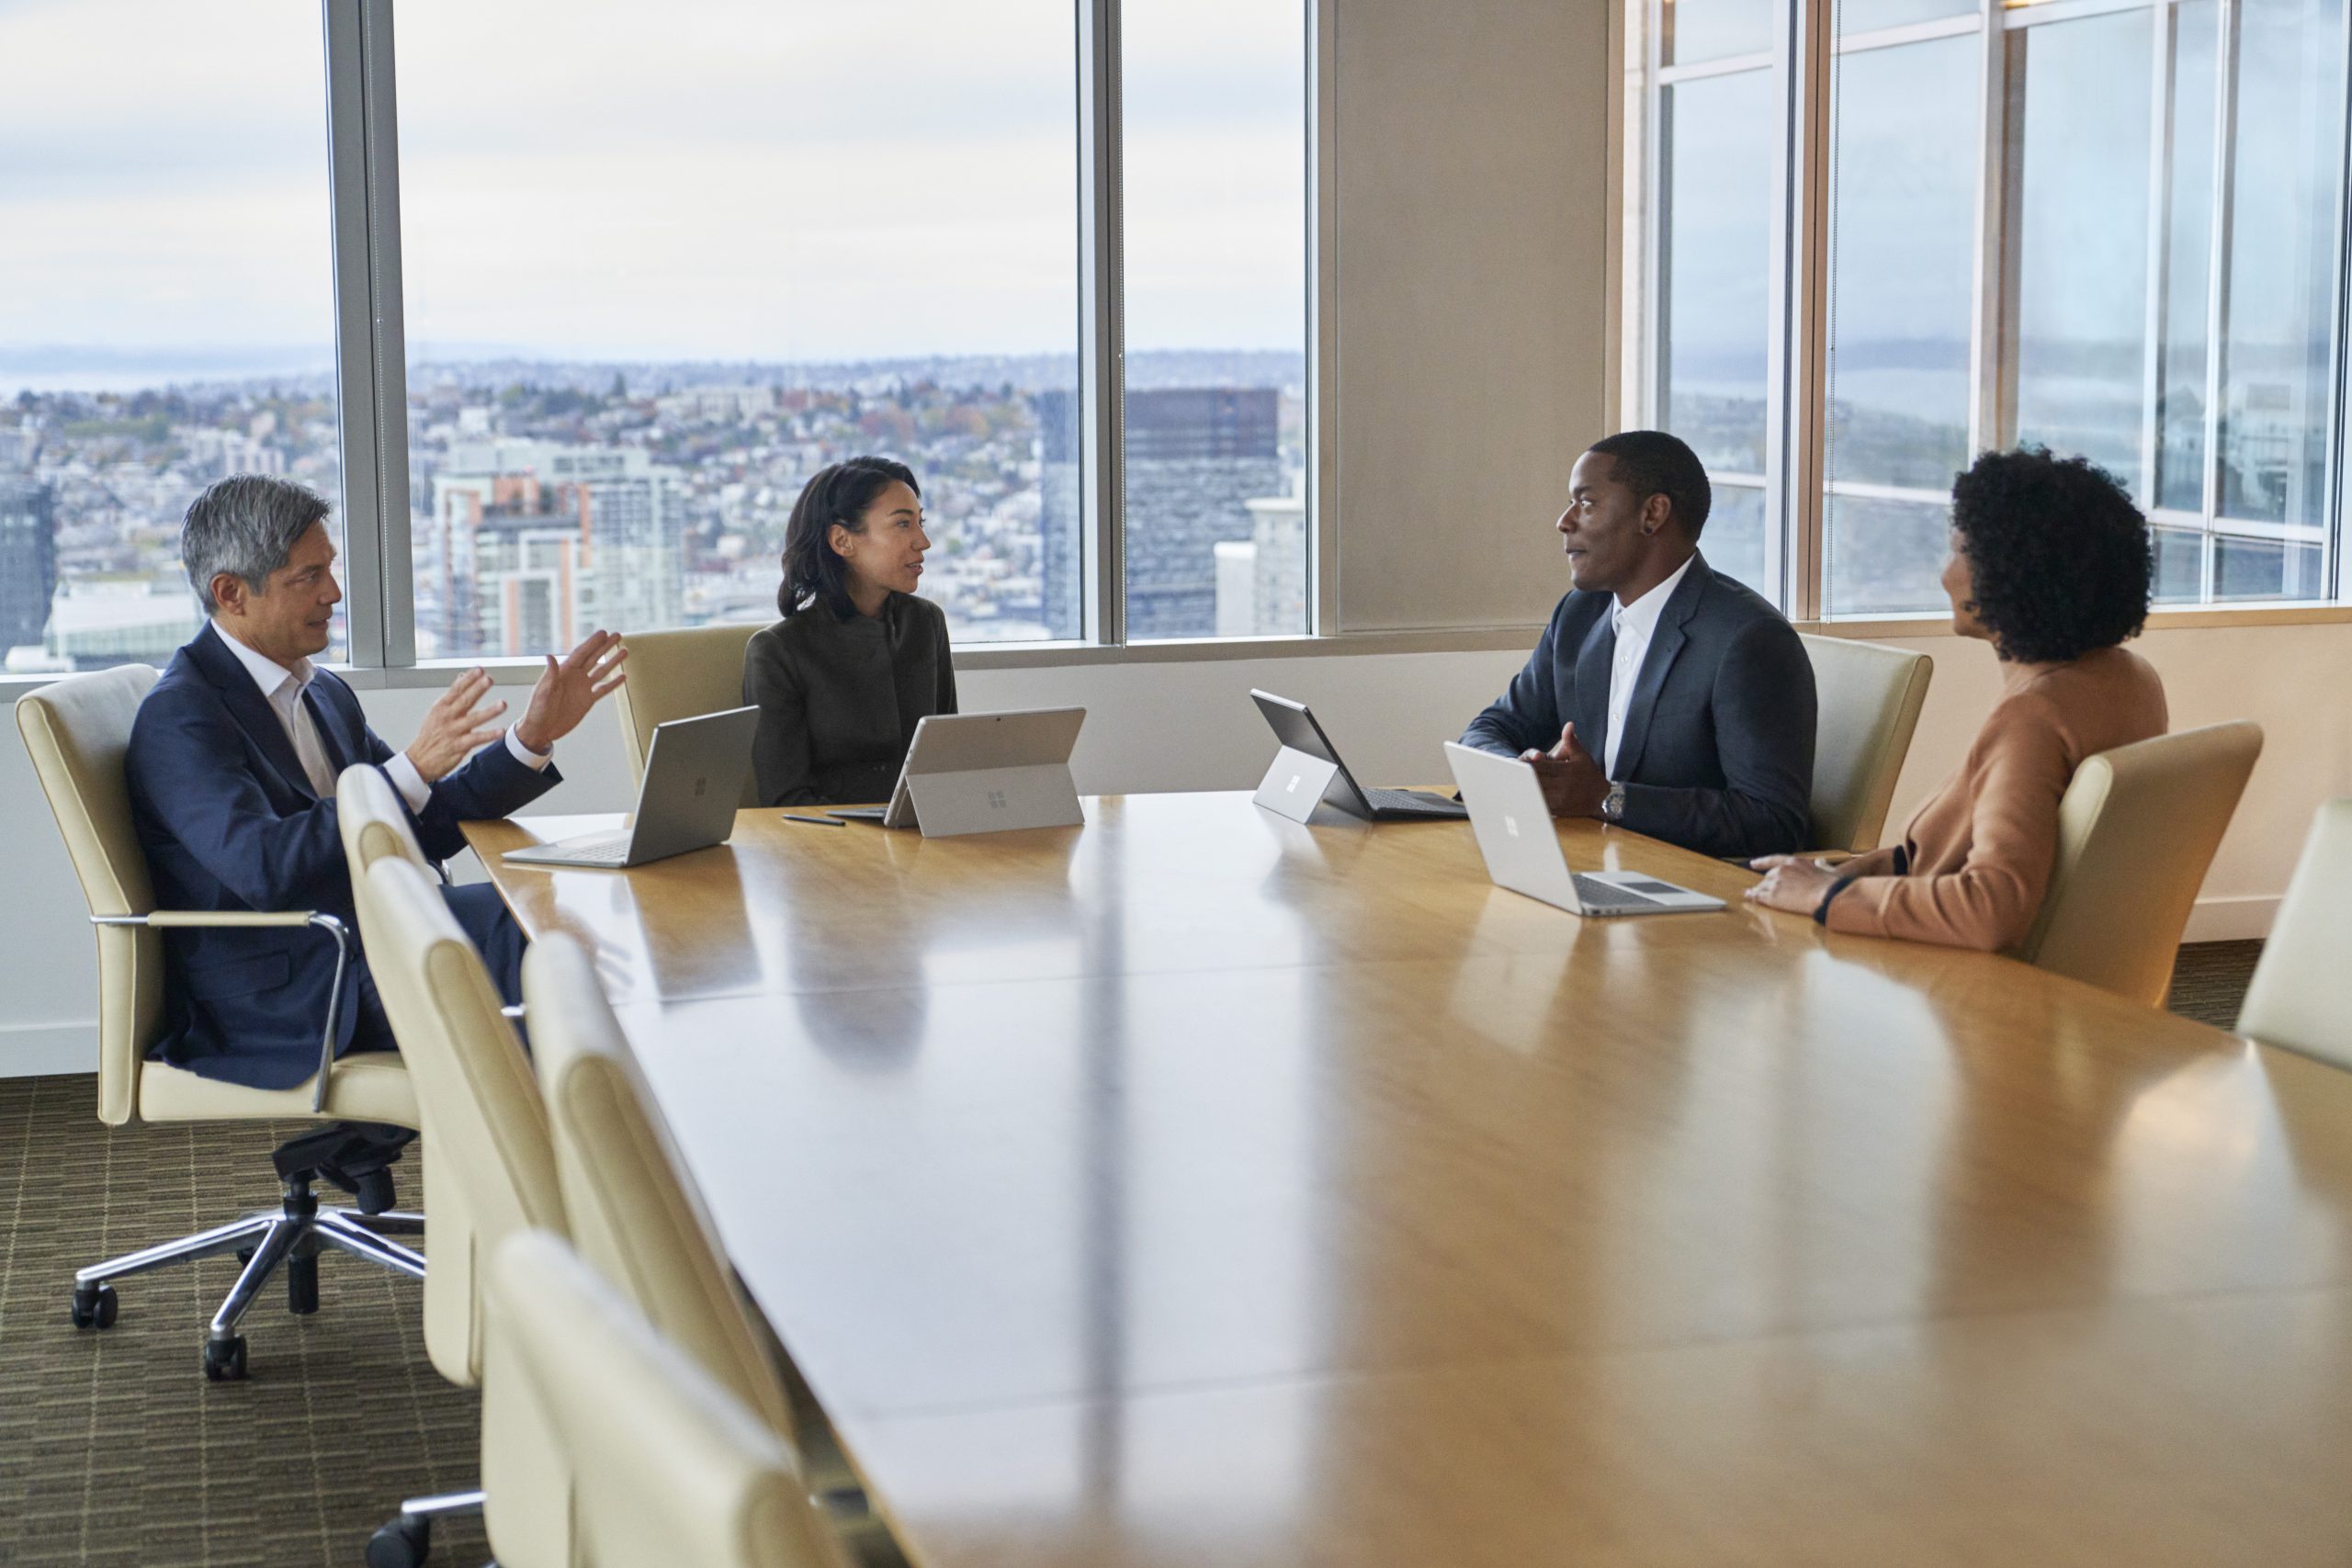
[126,475,628,1090]
[1460,431,1816,861]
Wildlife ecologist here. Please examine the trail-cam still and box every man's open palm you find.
[514,629,628,754]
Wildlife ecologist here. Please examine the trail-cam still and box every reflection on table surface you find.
[464,793,2352,1568]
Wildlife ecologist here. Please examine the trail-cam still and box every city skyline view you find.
[0,347,1307,672]
[1,0,1313,666]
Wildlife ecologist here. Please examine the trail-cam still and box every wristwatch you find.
[1600,782,1626,823]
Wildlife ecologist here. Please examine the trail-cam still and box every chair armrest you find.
[95,911,354,1113]
[136,910,323,929]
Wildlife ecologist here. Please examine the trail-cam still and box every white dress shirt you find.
[213,623,548,811]
[1603,553,1695,780]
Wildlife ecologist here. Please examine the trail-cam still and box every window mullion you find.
[322,0,382,669]
[2199,0,2237,565]
[1969,0,2007,460]
[1078,0,1126,648]
[1309,0,1338,635]
[1638,0,1665,429]
[1768,0,1831,618]
[2326,0,2352,602]
[322,0,413,668]
[2138,2,2174,513]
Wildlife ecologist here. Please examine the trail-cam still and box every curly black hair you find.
[1951,447,2152,664]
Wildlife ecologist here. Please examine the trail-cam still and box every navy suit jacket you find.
[1461,554,1816,860]
[125,624,560,1089]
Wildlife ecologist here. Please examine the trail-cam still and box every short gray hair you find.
[182,475,331,615]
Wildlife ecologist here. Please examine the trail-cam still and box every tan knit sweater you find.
[1826,645,2167,952]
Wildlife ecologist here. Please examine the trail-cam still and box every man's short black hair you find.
[1588,429,1712,537]
[1952,447,2152,664]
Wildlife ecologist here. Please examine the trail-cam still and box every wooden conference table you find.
[466,794,2352,1567]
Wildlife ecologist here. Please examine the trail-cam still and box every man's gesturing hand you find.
[513,628,628,755]
[1520,721,1611,818]
[405,667,508,783]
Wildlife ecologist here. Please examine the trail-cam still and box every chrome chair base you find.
[70,1170,424,1381]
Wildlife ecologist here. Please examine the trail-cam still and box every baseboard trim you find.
[2182,894,2279,944]
[0,1021,96,1079]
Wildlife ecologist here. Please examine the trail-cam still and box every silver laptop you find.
[502,706,759,870]
[1442,741,1725,917]
[1249,689,1467,824]
[830,707,1086,837]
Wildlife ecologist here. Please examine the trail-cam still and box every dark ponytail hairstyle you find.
[776,456,922,617]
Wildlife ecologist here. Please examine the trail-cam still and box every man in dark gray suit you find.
[1460,430,1815,860]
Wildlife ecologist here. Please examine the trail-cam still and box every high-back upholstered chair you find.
[490,1231,844,1568]
[17,665,424,1382]
[354,852,567,1568]
[2236,798,2352,1068]
[2009,721,2264,1007]
[1798,634,1933,854]
[338,759,434,879]
[523,933,795,1430]
[520,935,882,1557]
[611,623,765,807]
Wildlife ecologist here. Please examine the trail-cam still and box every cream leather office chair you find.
[490,1231,844,1568]
[17,665,424,1382]
[338,758,434,879]
[2008,721,2263,1007]
[355,852,567,1568]
[521,934,888,1561]
[612,622,765,806]
[1799,634,1933,854]
[2236,798,2352,1068]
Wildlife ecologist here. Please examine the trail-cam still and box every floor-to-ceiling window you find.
[1631,0,2350,616]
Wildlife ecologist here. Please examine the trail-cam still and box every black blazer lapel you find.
[187,623,320,802]
[1611,556,1712,781]
[1571,610,1615,762]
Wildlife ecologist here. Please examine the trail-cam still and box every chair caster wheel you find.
[366,1514,431,1568]
[355,1168,396,1215]
[202,1335,247,1382]
[69,1282,118,1329]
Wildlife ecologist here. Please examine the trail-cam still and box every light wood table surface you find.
[465,795,2352,1567]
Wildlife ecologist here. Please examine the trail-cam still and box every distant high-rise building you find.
[1033,389,1084,638]
[40,581,201,671]
[0,478,58,655]
[1213,494,1307,637]
[429,440,684,656]
[0,423,40,469]
[1035,387,1285,639]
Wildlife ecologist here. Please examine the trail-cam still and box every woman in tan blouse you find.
[1746,448,2165,950]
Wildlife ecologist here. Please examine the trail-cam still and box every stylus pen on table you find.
[779,813,845,828]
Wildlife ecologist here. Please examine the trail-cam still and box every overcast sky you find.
[0,0,1306,367]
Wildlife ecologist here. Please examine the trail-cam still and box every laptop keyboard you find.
[1572,874,1662,908]
[560,839,634,865]
[1364,787,1466,818]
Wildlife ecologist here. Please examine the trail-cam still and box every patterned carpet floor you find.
[0,941,2269,1567]
[0,1074,485,1568]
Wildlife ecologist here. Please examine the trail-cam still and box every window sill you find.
[1796,603,2352,640]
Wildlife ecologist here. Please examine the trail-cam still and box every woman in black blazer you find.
[741,457,957,807]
